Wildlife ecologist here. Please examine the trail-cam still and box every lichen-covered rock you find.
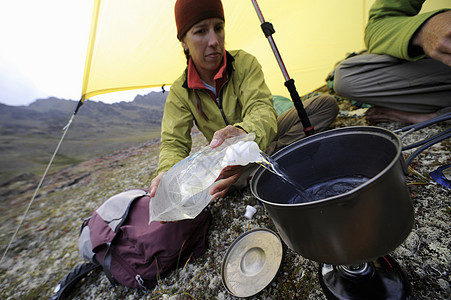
[1,94,449,299]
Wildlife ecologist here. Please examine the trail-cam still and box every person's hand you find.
[209,125,247,148]
[210,165,247,200]
[412,10,451,67]
[149,171,171,224]
[208,125,248,199]
[149,171,166,198]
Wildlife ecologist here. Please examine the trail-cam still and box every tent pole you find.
[74,98,84,115]
[251,0,315,136]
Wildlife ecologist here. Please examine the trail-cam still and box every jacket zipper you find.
[217,88,229,125]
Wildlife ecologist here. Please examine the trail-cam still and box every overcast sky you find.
[0,0,152,107]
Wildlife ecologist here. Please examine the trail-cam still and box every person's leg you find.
[266,94,339,155]
[364,106,448,124]
[334,53,451,123]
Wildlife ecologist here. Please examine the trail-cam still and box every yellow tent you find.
[80,0,448,103]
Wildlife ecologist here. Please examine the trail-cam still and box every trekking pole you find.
[251,0,315,136]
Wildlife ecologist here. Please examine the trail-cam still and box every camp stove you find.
[319,255,412,299]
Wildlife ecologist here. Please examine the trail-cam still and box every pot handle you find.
[404,131,451,166]
[393,112,451,134]
[399,155,410,176]
[393,112,451,166]
[402,127,451,151]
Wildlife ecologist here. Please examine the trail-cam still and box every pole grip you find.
[261,22,275,37]
[284,79,315,136]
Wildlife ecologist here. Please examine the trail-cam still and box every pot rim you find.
[251,126,403,207]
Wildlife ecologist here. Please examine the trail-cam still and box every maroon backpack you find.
[51,189,211,299]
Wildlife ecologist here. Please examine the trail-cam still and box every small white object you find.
[244,205,257,219]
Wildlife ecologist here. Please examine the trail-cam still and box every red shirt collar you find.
[187,51,228,91]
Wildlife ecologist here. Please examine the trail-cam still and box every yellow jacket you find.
[157,50,277,174]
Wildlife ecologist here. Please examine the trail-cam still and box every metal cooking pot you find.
[250,114,450,265]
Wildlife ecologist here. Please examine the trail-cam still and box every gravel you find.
[0,97,449,299]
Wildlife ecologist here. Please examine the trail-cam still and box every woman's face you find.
[182,18,225,78]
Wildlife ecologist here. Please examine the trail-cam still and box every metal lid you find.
[221,228,283,297]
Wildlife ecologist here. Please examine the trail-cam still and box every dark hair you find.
[184,48,190,64]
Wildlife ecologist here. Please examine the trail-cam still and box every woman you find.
[150,0,339,200]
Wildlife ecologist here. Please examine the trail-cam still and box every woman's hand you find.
[149,171,166,198]
[210,165,247,200]
[150,171,170,224]
[209,125,247,148]
[209,125,248,199]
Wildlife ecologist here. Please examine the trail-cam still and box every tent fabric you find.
[81,0,369,102]
[80,0,447,102]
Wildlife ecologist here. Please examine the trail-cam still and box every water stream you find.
[258,152,312,203]
[257,152,370,204]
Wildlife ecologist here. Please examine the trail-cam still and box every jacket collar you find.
[182,51,235,91]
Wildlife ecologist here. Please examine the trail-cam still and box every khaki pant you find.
[266,94,339,155]
[334,54,451,114]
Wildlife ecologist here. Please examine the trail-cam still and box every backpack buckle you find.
[135,275,148,291]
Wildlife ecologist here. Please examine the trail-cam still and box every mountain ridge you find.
[0,92,167,184]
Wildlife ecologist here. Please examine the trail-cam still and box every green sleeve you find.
[156,85,194,174]
[365,0,449,60]
[232,52,278,151]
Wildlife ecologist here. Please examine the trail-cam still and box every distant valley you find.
[0,92,166,185]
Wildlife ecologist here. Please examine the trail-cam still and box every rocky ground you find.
[0,92,449,299]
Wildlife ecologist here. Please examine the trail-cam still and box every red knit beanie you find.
[175,0,225,40]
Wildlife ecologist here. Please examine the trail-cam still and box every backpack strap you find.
[49,262,102,300]
[103,242,117,286]
[78,217,95,263]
